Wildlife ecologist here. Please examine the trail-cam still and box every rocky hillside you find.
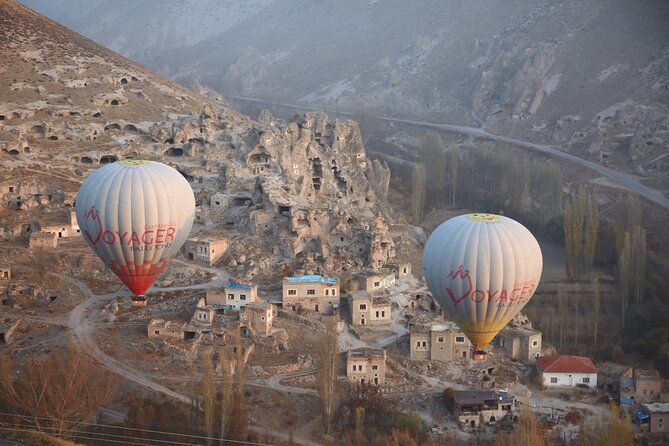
[0,0,418,279]
[23,0,669,178]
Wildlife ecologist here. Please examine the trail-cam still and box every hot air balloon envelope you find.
[76,160,195,298]
[423,213,542,350]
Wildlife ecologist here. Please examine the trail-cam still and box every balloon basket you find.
[131,295,147,307]
[472,350,487,361]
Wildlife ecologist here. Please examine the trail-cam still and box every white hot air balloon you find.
[76,160,195,304]
[423,213,543,355]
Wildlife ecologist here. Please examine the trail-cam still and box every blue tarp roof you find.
[227,283,252,289]
[286,275,337,284]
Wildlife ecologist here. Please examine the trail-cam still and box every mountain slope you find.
[22,0,669,178]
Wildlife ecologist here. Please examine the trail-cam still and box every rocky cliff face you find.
[0,0,416,278]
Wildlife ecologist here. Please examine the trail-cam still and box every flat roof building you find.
[282,275,339,313]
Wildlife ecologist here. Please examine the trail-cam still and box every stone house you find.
[642,403,669,433]
[597,362,632,398]
[346,348,387,385]
[29,232,57,249]
[0,266,10,280]
[240,302,274,336]
[536,355,598,388]
[496,326,542,363]
[147,319,186,340]
[620,368,662,404]
[0,320,20,344]
[410,322,471,361]
[282,275,339,313]
[385,262,412,279]
[353,270,396,294]
[182,236,228,266]
[349,291,392,326]
[454,390,515,430]
[205,282,258,311]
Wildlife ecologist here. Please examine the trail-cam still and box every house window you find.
[415,341,421,348]
[403,268,407,274]
[550,377,558,383]
[240,294,246,301]
[381,311,385,317]
[331,289,336,296]
[288,289,297,295]
[375,311,380,318]
[352,365,357,371]
[9,187,13,192]
[154,331,160,335]
[422,341,427,348]
[455,336,465,343]
[437,336,444,343]
[373,281,380,287]
[583,377,590,384]
[325,289,330,296]
[307,289,316,295]
[228,294,235,300]
[372,365,378,370]
[532,340,538,347]
[359,304,367,310]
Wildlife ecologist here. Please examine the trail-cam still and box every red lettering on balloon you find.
[143,230,154,244]
[445,265,473,306]
[166,227,175,242]
[155,228,165,243]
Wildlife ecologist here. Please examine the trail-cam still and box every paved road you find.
[230,95,669,210]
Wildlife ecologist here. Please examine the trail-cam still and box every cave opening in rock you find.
[164,147,183,157]
[100,155,118,164]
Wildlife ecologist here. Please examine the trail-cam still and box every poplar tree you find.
[409,163,426,224]
[317,317,339,435]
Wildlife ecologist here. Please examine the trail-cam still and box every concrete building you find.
[205,282,258,311]
[536,355,598,388]
[182,237,228,266]
[409,322,471,361]
[353,270,396,294]
[346,348,387,385]
[497,326,542,363]
[282,275,339,313]
[348,290,392,326]
[642,403,669,433]
[454,390,515,430]
[147,319,185,340]
[240,302,274,336]
[620,368,662,404]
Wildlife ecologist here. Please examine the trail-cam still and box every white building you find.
[536,355,598,388]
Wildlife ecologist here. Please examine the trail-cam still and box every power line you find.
[1,421,204,446]
[0,426,161,446]
[0,412,278,446]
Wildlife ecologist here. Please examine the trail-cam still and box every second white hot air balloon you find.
[423,213,543,352]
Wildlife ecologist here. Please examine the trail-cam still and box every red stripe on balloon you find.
[109,262,169,295]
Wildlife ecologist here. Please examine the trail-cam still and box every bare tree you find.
[201,349,217,445]
[409,163,426,224]
[563,186,599,281]
[316,317,339,435]
[591,275,600,353]
[0,345,118,437]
